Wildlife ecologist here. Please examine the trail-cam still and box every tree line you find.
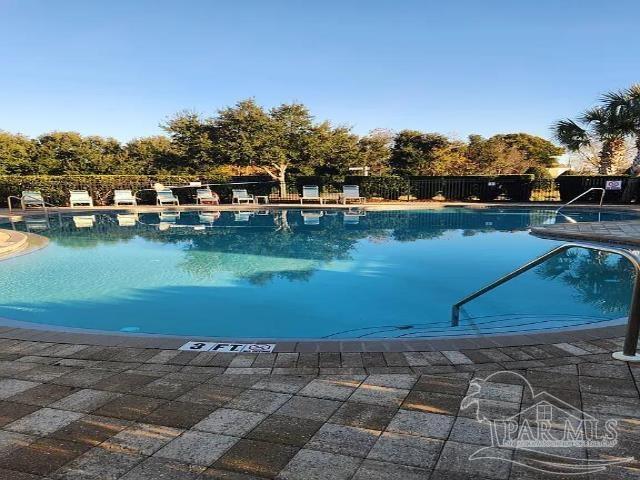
[554,84,640,175]
[1,98,563,192]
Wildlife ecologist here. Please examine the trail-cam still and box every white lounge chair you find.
[69,190,93,208]
[232,189,254,204]
[113,190,137,206]
[156,189,179,206]
[20,191,46,210]
[341,185,365,204]
[302,211,323,225]
[196,188,219,205]
[300,186,323,205]
[72,215,95,228]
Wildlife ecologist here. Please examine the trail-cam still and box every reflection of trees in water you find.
[25,209,558,283]
[535,249,635,313]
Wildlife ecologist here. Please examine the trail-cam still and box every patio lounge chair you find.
[20,191,46,210]
[300,186,323,205]
[113,190,137,206]
[156,189,179,206]
[196,188,219,205]
[232,189,254,204]
[341,185,365,204]
[69,190,93,208]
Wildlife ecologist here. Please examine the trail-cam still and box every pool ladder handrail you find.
[555,187,605,214]
[451,242,640,362]
[6,195,59,214]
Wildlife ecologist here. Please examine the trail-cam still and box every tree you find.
[161,111,215,172]
[464,134,562,174]
[495,133,563,167]
[0,131,37,174]
[266,103,316,194]
[580,107,628,174]
[210,99,361,195]
[602,84,640,174]
[209,98,288,189]
[310,122,361,176]
[84,136,127,174]
[357,129,393,175]
[125,136,176,173]
[33,131,126,174]
[553,107,627,175]
[390,131,453,176]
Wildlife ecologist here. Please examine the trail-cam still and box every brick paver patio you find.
[0,337,638,479]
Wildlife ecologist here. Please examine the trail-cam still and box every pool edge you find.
[0,316,627,352]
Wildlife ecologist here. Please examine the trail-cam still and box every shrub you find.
[0,173,232,207]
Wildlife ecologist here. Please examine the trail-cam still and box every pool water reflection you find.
[1,208,637,338]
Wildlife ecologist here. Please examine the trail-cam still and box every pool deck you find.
[1,202,640,479]
[0,335,638,480]
[532,220,640,247]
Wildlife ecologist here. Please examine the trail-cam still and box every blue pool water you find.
[1,208,637,339]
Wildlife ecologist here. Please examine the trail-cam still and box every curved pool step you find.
[0,229,49,259]
[0,230,29,256]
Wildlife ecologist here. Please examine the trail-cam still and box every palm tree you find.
[552,109,626,174]
[602,84,640,174]
[580,107,627,175]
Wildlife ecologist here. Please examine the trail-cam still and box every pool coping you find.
[3,201,640,218]
[0,316,628,352]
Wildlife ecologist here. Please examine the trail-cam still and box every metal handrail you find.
[451,242,640,361]
[556,187,605,213]
[7,195,54,214]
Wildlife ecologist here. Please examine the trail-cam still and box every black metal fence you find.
[269,175,640,204]
[3,173,640,206]
[255,175,640,204]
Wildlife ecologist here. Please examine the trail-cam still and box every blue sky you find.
[1,0,638,142]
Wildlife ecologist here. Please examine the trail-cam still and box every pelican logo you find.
[461,371,633,475]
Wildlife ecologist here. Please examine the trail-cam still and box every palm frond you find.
[552,119,590,151]
[601,89,629,110]
[579,107,627,139]
[601,85,640,131]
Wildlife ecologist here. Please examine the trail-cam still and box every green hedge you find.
[0,174,231,207]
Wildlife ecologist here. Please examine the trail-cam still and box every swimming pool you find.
[1,207,637,339]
